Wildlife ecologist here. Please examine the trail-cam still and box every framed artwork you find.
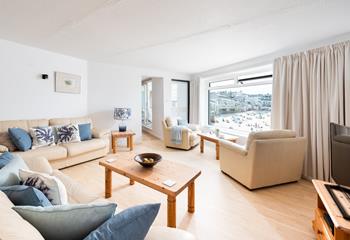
[55,72,81,94]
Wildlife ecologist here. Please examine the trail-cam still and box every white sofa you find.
[220,130,307,189]
[0,156,195,240]
[0,116,110,169]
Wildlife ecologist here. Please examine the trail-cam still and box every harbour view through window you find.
[208,74,272,132]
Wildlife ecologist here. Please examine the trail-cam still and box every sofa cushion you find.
[8,128,32,151]
[165,117,177,127]
[0,191,45,240]
[84,203,160,240]
[79,123,92,141]
[24,156,53,175]
[63,138,106,157]
[20,169,68,205]
[0,185,52,207]
[29,126,55,149]
[15,145,67,161]
[13,202,117,240]
[0,154,29,187]
[56,124,81,144]
[0,132,17,151]
[0,151,14,168]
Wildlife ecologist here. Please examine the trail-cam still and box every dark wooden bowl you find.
[134,153,162,168]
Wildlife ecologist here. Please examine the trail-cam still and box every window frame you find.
[207,71,273,133]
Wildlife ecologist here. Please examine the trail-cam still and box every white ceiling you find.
[0,0,350,74]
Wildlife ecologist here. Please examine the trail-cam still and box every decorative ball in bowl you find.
[134,153,162,168]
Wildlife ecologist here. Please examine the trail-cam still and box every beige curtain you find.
[272,41,350,181]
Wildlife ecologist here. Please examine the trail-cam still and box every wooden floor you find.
[62,133,317,240]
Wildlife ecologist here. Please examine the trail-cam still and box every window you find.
[141,80,152,129]
[208,68,272,132]
[170,80,190,122]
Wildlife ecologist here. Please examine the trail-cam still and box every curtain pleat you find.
[272,41,350,181]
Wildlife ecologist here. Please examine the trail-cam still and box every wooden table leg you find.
[126,136,130,148]
[105,168,112,198]
[200,138,204,153]
[130,135,134,151]
[129,179,135,185]
[167,195,176,228]
[188,182,195,213]
[216,142,220,160]
[112,136,116,154]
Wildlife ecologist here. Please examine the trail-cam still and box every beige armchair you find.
[162,117,200,150]
[220,130,306,190]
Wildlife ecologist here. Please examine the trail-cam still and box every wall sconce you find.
[41,74,48,79]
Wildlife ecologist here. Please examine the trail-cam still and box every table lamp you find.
[114,108,131,132]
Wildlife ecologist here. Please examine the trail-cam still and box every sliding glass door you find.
[171,80,189,123]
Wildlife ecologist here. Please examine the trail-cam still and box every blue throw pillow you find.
[0,185,52,207]
[8,128,32,151]
[79,123,92,141]
[84,203,160,240]
[0,151,14,169]
[13,202,117,240]
[0,155,29,187]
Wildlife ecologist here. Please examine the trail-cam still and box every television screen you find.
[330,123,350,187]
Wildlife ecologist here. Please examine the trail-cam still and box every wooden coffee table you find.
[99,155,201,228]
[198,133,238,160]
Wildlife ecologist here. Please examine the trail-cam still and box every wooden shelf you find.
[312,180,350,240]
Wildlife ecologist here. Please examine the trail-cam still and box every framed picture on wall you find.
[55,72,81,94]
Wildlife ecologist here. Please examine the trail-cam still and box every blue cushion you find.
[79,123,92,141]
[8,128,32,151]
[0,185,52,207]
[0,151,14,169]
[84,203,160,240]
[0,155,28,187]
[13,202,117,240]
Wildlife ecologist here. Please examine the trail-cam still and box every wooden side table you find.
[111,131,135,153]
[198,133,238,160]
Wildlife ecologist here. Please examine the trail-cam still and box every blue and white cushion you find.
[56,124,81,144]
[29,127,55,149]
[19,169,68,205]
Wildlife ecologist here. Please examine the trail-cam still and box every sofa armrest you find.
[92,128,111,138]
[0,144,8,153]
[219,140,247,156]
[52,170,99,204]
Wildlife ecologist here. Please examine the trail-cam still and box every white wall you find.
[87,61,189,143]
[0,39,88,120]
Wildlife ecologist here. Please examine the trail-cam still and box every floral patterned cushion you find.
[19,169,68,205]
[55,124,81,144]
[29,127,55,149]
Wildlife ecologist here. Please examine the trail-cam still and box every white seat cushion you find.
[62,139,106,157]
[15,146,67,161]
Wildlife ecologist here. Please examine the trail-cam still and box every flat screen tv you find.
[330,122,350,187]
[328,122,350,220]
